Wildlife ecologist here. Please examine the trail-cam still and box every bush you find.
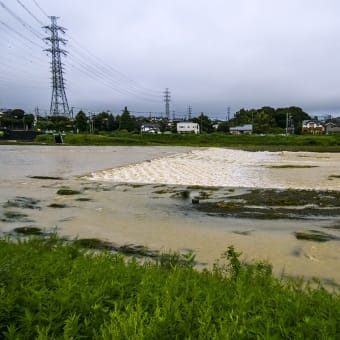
[0,236,339,339]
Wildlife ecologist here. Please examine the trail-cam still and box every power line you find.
[31,0,48,18]
[66,35,160,97]
[0,1,163,110]
[0,19,44,49]
[64,49,159,102]
[0,0,43,40]
[16,0,45,26]
[26,0,160,99]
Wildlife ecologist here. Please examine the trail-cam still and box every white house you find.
[176,122,200,134]
[302,120,324,134]
[140,123,160,134]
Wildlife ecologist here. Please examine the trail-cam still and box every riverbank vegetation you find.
[0,236,339,339]
[193,188,340,221]
[31,132,340,152]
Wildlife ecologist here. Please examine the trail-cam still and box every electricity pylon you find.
[163,88,171,120]
[44,16,70,117]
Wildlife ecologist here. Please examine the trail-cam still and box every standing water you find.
[1,145,340,286]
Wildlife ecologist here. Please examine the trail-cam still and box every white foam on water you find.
[85,148,340,190]
[85,148,278,188]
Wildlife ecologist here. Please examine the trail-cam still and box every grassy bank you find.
[0,236,339,339]
[30,132,340,151]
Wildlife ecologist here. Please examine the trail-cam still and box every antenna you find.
[44,16,70,117]
[163,88,171,119]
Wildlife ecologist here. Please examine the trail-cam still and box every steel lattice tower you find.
[44,16,70,117]
[163,88,171,120]
[188,105,192,121]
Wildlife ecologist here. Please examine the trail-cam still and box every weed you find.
[29,176,63,180]
[2,211,31,222]
[216,201,244,209]
[0,236,339,338]
[56,189,81,195]
[294,230,340,242]
[328,175,340,179]
[170,190,191,199]
[269,165,319,169]
[197,191,212,199]
[73,238,113,250]
[233,230,253,236]
[194,188,340,220]
[48,203,68,208]
[75,198,92,202]
[13,226,43,235]
[187,185,219,191]
[4,197,40,209]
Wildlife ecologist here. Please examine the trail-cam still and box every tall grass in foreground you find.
[0,236,339,339]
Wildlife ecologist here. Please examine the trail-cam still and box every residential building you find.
[301,120,324,134]
[324,121,340,134]
[176,122,200,134]
[229,124,253,134]
[140,123,160,134]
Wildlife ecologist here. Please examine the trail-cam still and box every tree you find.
[230,108,255,127]
[253,111,275,134]
[275,107,311,134]
[216,121,230,133]
[23,114,35,129]
[10,109,25,119]
[93,112,110,131]
[192,113,213,133]
[119,106,135,132]
[74,111,88,133]
[107,113,118,131]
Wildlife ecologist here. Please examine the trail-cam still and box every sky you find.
[1,0,340,119]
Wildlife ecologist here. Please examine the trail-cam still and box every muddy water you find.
[1,145,340,286]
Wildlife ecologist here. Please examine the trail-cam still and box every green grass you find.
[32,132,340,151]
[0,237,339,339]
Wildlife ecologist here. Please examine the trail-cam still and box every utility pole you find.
[285,112,293,135]
[44,16,70,117]
[188,105,192,121]
[163,88,171,120]
[227,106,230,121]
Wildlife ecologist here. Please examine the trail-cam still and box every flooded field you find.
[1,145,340,287]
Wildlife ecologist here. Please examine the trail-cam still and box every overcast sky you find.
[1,0,340,119]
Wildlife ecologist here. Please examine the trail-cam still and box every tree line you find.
[228,106,311,134]
[0,106,312,134]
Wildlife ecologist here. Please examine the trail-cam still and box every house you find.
[229,124,253,134]
[176,122,200,134]
[140,123,160,134]
[302,120,324,134]
[324,122,340,134]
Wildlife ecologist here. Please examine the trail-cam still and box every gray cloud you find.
[1,0,340,118]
